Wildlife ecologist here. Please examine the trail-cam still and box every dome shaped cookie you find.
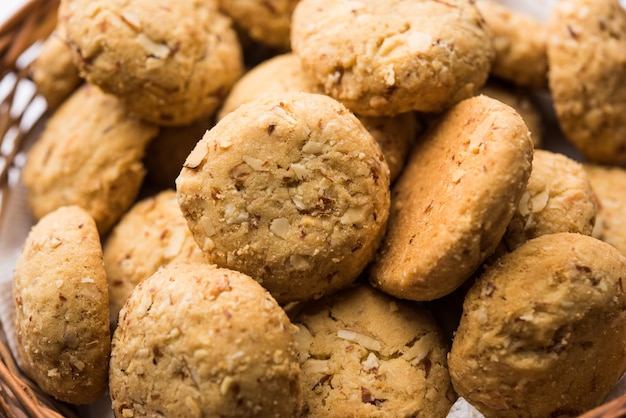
[60,0,243,126]
[449,233,626,417]
[176,92,390,303]
[13,206,110,404]
[290,0,494,116]
[292,284,456,417]
[109,262,302,417]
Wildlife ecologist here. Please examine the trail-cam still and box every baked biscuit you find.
[22,84,158,235]
[292,284,456,417]
[502,149,596,251]
[104,190,207,322]
[449,233,626,417]
[176,92,390,303]
[369,95,533,301]
[476,0,548,89]
[109,262,302,417]
[290,0,494,116]
[60,0,243,126]
[13,206,110,404]
[547,0,626,165]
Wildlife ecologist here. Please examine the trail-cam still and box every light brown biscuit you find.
[369,95,533,301]
[22,84,158,235]
[60,0,244,126]
[502,149,596,251]
[449,233,626,417]
[104,190,208,323]
[176,92,390,303]
[109,262,302,418]
[547,0,626,165]
[292,284,456,418]
[476,0,548,89]
[290,0,494,116]
[584,164,626,256]
[13,206,110,404]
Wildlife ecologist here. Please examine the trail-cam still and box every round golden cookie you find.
[59,0,243,126]
[292,284,456,418]
[176,92,390,304]
[104,190,207,322]
[22,84,158,235]
[449,233,626,417]
[369,95,533,301]
[584,164,626,256]
[109,262,302,418]
[547,0,626,165]
[502,149,596,251]
[13,206,110,404]
[290,0,494,116]
[476,0,548,89]
[218,53,417,183]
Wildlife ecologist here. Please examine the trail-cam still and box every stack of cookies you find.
[12,0,626,417]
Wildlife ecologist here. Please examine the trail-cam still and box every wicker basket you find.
[1,0,626,417]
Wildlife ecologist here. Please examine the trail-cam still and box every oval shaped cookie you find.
[13,206,110,404]
[449,233,626,417]
[291,0,494,116]
[176,92,390,303]
[369,95,533,301]
[109,262,302,417]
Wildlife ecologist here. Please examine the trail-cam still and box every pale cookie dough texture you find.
[218,53,417,182]
[109,262,302,418]
[22,84,158,235]
[59,0,243,126]
[369,95,533,301]
[476,0,548,89]
[104,190,207,322]
[449,233,626,418]
[177,92,390,304]
[502,149,596,251]
[547,0,626,165]
[290,0,494,116]
[13,206,110,404]
[293,284,456,418]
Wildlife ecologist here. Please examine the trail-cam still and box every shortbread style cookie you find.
[293,284,456,418]
[449,233,626,418]
[218,53,417,182]
[476,0,548,89]
[109,262,302,418]
[13,206,110,404]
[290,0,494,116]
[177,92,390,303]
[104,190,207,322]
[218,0,300,50]
[585,164,626,255]
[502,150,596,251]
[547,0,626,165]
[22,84,158,235]
[59,0,243,126]
[369,95,533,301]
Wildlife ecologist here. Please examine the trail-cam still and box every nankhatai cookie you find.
[290,0,494,116]
[104,190,207,322]
[502,149,596,251]
[547,0,626,165]
[176,92,390,303]
[13,206,110,404]
[293,284,456,417]
[476,0,548,89]
[449,233,626,417]
[369,95,533,301]
[59,0,243,125]
[109,262,302,417]
[22,84,158,235]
